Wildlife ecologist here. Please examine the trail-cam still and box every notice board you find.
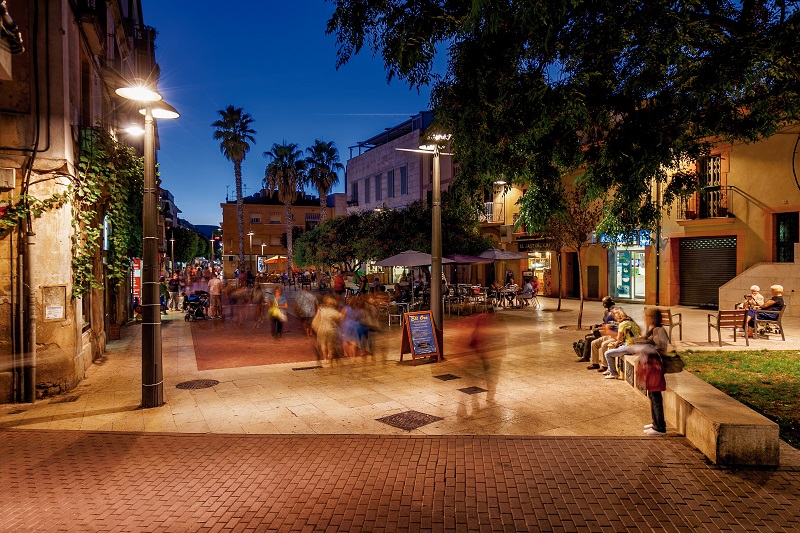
[400,311,441,365]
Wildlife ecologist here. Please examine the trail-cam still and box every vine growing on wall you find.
[0,193,69,235]
[71,127,143,298]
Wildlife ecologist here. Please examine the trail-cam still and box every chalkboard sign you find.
[400,311,441,365]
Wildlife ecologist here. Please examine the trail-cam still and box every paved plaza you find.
[2,297,800,531]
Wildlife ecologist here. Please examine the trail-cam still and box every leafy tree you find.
[212,106,256,273]
[517,184,604,327]
[280,226,305,253]
[306,140,344,221]
[327,0,800,231]
[172,226,206,265]
[264,142,307,275]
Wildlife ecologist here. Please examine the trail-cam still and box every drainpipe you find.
[23,230,36,403]
[654,179,662,306]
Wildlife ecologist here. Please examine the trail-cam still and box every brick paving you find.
[1,429,799,532]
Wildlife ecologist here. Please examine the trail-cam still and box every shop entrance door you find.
[610,248,646,301]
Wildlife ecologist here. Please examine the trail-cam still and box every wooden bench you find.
[754,307,787,341]
[708,309,748,346]
[646,307,683,341]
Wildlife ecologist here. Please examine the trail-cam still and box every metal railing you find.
[677,186,732,220]
[480,202,504,223]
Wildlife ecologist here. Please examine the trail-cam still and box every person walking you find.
[207,275,223,318]
[312,296,342,361]
[270,286,288,339]
[167,273,181,311]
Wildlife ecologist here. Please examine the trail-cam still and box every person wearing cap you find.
[747,284,785,337]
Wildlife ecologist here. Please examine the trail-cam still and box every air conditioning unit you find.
[0,167,15,190]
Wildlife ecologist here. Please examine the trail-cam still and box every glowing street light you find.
[117,80,179,409]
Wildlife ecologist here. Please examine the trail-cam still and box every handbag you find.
[662,353,684,374]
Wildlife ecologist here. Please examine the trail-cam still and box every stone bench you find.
[624,355,779,466]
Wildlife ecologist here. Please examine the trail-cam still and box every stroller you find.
[184,290,210,321]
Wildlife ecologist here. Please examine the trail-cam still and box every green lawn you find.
[680,350,800,448]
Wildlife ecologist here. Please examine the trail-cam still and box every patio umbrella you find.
[375,250,456,267]
[478,248,529,261]
[444,253,491,264]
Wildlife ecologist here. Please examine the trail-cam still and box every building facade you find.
[219,191,346,277]
[0,0,163,401]
[345,111,456,213]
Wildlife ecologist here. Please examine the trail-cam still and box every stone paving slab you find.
[1,429,798,532]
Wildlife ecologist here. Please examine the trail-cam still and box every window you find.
[306,213,321,231]
[269,212,281,224]
[374,174,382,201]
[400,165,408,195]
[776,212,799,263]
[387,170,395,198]
[250,212,261,224]
[350,182,359,204]
[270,235,281,246]
[699,156,724,218]
[364,177,370,204]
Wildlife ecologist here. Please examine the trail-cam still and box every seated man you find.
[578,296,616,363]
[747,284,785,337]
[601,309,641,378]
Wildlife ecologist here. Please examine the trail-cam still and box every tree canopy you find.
[327,0,800,231]
[294,190,492,270]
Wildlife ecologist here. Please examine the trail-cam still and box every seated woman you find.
[738,285,765,309]
[601,308,641,378]
[747,284,785,337]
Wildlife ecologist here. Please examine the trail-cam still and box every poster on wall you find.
[131,258,142,300]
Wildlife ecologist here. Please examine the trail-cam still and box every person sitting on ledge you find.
[747,284,785,337]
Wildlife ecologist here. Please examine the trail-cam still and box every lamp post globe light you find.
[116,81,179,409]
[247,231,255,272]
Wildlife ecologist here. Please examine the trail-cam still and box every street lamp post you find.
[116,81,179,409]
[247,231,254,272]
[169,237,175,273]
[397,134,451,358]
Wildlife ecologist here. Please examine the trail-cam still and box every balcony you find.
[76,0,108,56]
[677,186,734,221]
[479,202,504,224]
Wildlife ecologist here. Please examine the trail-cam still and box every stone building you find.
[345,111,456,213]
[0,0,163,401]
[219,190,347,278]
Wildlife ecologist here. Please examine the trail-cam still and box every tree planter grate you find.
[376,410,443,431]
[292,366,323,371]
[434,374,461,381]
[176,379,219,390]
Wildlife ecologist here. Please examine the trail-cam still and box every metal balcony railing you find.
[480,202,504,223]
[677,186,733,220]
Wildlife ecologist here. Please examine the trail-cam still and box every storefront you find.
[518,240,553,295]
[604,230,650,302]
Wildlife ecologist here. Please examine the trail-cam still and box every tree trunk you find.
[319,186,328,221]
[234,159,245,272]
[556,251,563,311]
[285,203,293,277]
[577,245,584,329]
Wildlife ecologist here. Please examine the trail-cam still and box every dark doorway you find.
[587,266,599,299]
[679,236,737,308]
[776,212,799,263]
[566,252,580,297]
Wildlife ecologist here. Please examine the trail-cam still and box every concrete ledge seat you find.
[623,355,779,466]
[665,371,779,466]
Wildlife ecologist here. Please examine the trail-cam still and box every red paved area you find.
[189,311,319,370]
[2,429,798,532]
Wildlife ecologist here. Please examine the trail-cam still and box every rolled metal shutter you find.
[679,236,737,308]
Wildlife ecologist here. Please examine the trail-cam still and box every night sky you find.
[140,0,436,226]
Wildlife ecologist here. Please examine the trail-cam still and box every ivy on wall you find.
[71,127,143,298]
[0,193,69,234]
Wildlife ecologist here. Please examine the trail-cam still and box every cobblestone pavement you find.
[1,429,799,532]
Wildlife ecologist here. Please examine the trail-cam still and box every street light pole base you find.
[141,383,164,408]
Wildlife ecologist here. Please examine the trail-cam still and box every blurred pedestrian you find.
[295,289,318,337]
[312,296,341,360]
[269,286,288,339]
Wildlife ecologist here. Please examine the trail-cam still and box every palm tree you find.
[211,106,256,273]
[305,140,344,221]
[264,142,307,276]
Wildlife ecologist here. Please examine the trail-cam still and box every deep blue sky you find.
[140,0,435,226]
